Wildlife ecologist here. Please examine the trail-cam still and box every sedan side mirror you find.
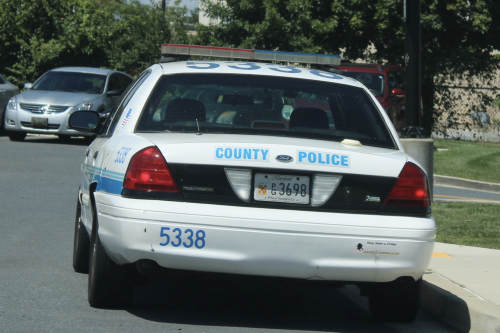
[24,83,33,89]
[68,111,101,133]
[390,88,405,96]
[107,88,123,97]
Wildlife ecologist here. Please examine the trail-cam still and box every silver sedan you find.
[4,67,132,141]
[0,74,20,135]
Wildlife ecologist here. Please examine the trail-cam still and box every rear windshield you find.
[32,71,106,94]
[136,74,396,149]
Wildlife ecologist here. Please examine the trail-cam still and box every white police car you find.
[70,45,435,322]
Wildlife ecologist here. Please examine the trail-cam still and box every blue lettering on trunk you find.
[297,150,350,168]
[215,147,269,162]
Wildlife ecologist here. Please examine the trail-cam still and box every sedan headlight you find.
[75,102,94,111]
[7,96,17,110]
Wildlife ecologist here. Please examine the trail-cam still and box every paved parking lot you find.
[0,135,456,333]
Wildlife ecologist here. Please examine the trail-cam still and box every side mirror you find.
[107,88,123,97]
[68,111,101,133]
[24,83,33,89]
[391,88,405,96]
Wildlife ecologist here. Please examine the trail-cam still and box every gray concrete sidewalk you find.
[423,175,500,332]
[422,243,500,333]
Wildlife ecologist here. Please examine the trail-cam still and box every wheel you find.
[0,107,6,136]
[368,278,422,322]
[58,135,72,142]
[7,131,26,141]
[73,195,90,273]
[88,201,134,308]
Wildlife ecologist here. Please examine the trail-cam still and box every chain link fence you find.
[431,74,500,142]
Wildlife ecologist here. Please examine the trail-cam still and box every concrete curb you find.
[434,174,500,193]
[422,272,500,333]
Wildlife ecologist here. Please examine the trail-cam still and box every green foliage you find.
[0,0,186,86]
[185,7,200,25]
[195,0,500,133]
[494,96,500,108]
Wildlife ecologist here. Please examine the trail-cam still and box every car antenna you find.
[196,119,202,135]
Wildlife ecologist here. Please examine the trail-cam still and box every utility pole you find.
[401,0,434,198]
[162,0,166,12]
[404,0,421,129]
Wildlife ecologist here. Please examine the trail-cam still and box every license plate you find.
[31,117,48,128]
[254,173,310,204]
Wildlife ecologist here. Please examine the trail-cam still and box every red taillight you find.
[123,147,179,193]
[383,162,430,207]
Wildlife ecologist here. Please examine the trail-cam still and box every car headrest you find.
[164,98,206,123]
[289,107,329,130]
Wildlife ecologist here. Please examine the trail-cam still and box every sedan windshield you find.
[136,73,396,149]
[341,72,385,98]
[32,72,106,94]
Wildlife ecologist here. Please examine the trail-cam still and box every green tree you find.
[0,0,182,85]
[186,7,200,25]
[194,0,500,133]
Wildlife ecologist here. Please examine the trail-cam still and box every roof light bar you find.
[161,44,341,65]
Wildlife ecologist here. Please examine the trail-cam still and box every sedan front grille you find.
[20,103,69,114]
[21,121,60,129]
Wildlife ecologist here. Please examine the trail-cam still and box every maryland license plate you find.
[254,173,310,204]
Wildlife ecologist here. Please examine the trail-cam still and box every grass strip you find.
[433,138,500,183]
[433,202,500,250]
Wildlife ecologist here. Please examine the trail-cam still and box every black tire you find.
[368,278,422,323]
[7,131,26,141]
[0,107,6,136]
[88,201,134,309]
[73,196,90,273]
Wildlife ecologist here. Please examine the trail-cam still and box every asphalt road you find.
[0,134,456,333]
[434,185,500,203]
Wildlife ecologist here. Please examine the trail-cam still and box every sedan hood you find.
[16,90,99,106]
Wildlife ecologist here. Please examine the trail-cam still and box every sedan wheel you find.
[368,278,422,322]
[7,131,26,141]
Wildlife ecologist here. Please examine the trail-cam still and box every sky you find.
[138,0,199,10]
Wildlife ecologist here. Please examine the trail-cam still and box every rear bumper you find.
[93,192,436,283]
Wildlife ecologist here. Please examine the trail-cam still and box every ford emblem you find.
[276,155,293,163]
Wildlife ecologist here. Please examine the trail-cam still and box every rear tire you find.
[88,201,134,308]
[368,278,422,323]
[73,196,90,273]
[7,131,26,141]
